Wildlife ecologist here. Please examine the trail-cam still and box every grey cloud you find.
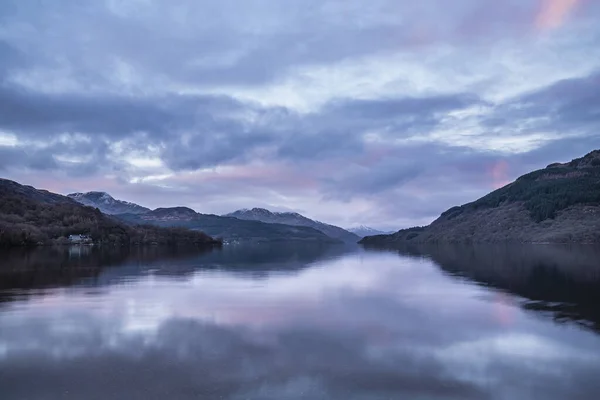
[325,94,482,121]
[518,71,600,132]
[0,73,482,172]
[277,93,483,161]
[0,143,114,176]
[0,136,116,176]
[0,84,173,138]
[319,143,493,195]
[0,146,26,169]
[276,128,365,161]
[3,0,598,93]
[0,146,58,171]
[0,81,270,171]
[322,161,423,200]
[1,1,412,88]
[482,71,600,136]
[0,82,249,139]
[514,134,600,168]
[0,41,25,77]
[161,127,274,171]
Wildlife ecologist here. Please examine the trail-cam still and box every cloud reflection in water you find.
[1,245,600,399]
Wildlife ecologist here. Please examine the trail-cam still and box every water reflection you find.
[0,243,350,301]
[0,245,208,304]
[1,244,600,399]
[382,244,600,334]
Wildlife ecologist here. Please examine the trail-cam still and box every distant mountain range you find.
[0,181,339,246]
[66,197,357,244]
[361,149,600,245]
[347,226,393,238]
[116,208,340,244]
[0,179,219,247]
[68,192,150,215]
[225,208,359,243]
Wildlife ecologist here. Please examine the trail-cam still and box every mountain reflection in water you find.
[1,243,599,400]
[386,244,600,334]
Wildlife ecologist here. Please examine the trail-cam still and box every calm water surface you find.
[1,243,600,400]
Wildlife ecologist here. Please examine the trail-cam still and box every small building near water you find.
[68,234,92,244]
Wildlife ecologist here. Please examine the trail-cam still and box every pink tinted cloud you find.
[535,0,580,30]
[489,160,510,189]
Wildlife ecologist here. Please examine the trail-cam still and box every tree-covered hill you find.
[0,179,221,247]
[445,150,600,223]
[360,150,600,245]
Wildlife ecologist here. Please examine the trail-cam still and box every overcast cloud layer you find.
[1,0,599,229]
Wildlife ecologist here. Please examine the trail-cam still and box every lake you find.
[1,243,600,399]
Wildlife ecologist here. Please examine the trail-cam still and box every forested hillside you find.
[361,150,600,245]
[0,179,220,247]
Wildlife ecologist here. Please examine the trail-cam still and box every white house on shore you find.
[68,234,92,244]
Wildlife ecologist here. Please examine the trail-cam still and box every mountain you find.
[116,208,341,244]
[68,191,150,215]
[0,179,220,247]
[225,208,360,243]
[348,226,392,238]
[361,150,600,245]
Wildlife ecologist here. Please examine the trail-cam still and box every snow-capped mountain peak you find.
[348,226,393,238]
[67,191,151,215]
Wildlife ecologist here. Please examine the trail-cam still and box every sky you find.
[0,0,599,230]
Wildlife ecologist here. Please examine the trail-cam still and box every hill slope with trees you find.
[361,150,600,245]
[0,179,220,247]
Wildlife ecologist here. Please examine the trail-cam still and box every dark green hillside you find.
[443,150,600,222]
[360,150,600,245]
[0,179,220,247]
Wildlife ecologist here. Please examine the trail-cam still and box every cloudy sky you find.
[0,0,599,230]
